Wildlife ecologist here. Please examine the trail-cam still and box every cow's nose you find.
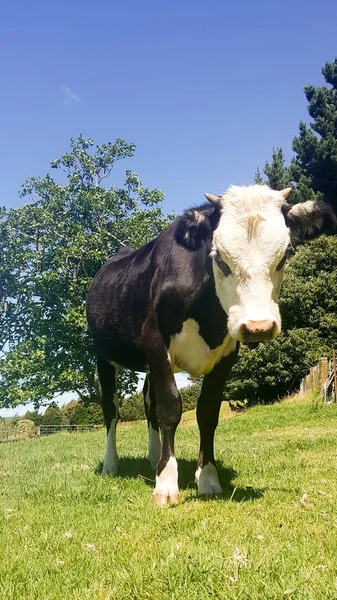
[240,319,277,342]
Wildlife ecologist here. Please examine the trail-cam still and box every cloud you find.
[61,85,81,103]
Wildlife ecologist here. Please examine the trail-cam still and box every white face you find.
[212,185,291,342]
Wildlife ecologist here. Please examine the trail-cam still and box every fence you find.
[39,424,103,436]
[300,350,337,403]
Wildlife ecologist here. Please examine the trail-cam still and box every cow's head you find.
[203,185,336,342]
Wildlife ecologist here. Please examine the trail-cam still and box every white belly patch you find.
[168,319,236,378]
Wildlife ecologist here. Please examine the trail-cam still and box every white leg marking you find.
[102,392,119,476]
[148,424,161,470]
[195,463,223,496]
[153,456,179,505]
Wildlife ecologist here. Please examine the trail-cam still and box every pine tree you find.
[291,58,337,210]
[254,167,264,184]
[264,148,291,190]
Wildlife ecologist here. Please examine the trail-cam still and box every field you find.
[1,394,337,599]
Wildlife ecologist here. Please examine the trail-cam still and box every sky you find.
[1,0,337,415]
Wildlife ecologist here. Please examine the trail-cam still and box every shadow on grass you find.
[95,457,264,503]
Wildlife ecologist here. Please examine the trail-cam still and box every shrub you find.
[15,419,37,439]
[119,392,145,422]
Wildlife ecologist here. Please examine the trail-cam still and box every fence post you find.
[319,357,329,393]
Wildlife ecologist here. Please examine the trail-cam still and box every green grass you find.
[1,394,337,599]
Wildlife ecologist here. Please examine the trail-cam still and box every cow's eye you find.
[276,255,287,271]
[214,252,232,277]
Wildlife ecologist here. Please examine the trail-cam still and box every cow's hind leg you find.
[143,375,161,470]
[195,352,237,497]
[97,359,119,476]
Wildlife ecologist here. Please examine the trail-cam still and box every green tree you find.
[291,58,337,210]
[119,391,145,422]
[179,382,202,412]
[253,167,264,184]
[87,402,103,425]
[42,403,66,431]
[21,410,43,426]
[264,148,291,190]
[0,135,170,409]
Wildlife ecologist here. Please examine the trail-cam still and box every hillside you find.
[1,393,337,599]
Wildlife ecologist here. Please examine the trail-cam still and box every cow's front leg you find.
[195,351,238,497]
[145,335,182,505]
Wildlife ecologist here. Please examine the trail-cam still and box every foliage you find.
[290,58,337,210]
[2,396,337,599]
[264,148,291,190]
[179,382,201,412]
[42,403,66,430]
[119,391,145,422]
[227,328,329,405]
[0,135,170,409]
[21,410,43,426]
[86,403,104,425]
[15,419,37,438]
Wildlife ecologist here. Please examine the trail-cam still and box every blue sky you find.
[1,0,337,415]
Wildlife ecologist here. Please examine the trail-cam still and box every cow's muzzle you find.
[240,319,277,342]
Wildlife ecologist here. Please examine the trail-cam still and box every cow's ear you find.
[175,205,220,250]
[282,200,337,240]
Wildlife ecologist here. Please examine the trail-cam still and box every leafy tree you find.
[62,400,78,422]
[21,410,43,426]
[69,402,90,426]
[119,391,145,422]
[42,403,66,430]
[180,382,202,412]
[227,328,329,405]
[0,135,170,409]
[87,402,103,425]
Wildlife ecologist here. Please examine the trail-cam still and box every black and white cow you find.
[86,184,336,505]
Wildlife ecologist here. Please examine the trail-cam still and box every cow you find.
[86,184,336,505]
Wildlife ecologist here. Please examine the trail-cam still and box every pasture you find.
[1,394,337,599]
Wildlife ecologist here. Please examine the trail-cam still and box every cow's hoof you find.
[195,463,223,497]
[152,456,179,505]
[102,461,118,477]
[152,492,180,506]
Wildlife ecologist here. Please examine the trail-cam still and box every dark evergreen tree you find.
[254,167,264,184]
[291,58,337,211]
[264,148,291,190]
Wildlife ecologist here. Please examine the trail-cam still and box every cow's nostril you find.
[240,320,277,341]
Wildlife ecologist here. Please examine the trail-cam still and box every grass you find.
[1,393,337,599]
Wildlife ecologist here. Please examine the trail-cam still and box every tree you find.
[42,403,66,431]
[253,167,264,184]
[264,148,291,190]
[119,391,145,422]
[179,382,202,412]
[0,136,170,409]
[21,410,43,426]
[291,58,337,211]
